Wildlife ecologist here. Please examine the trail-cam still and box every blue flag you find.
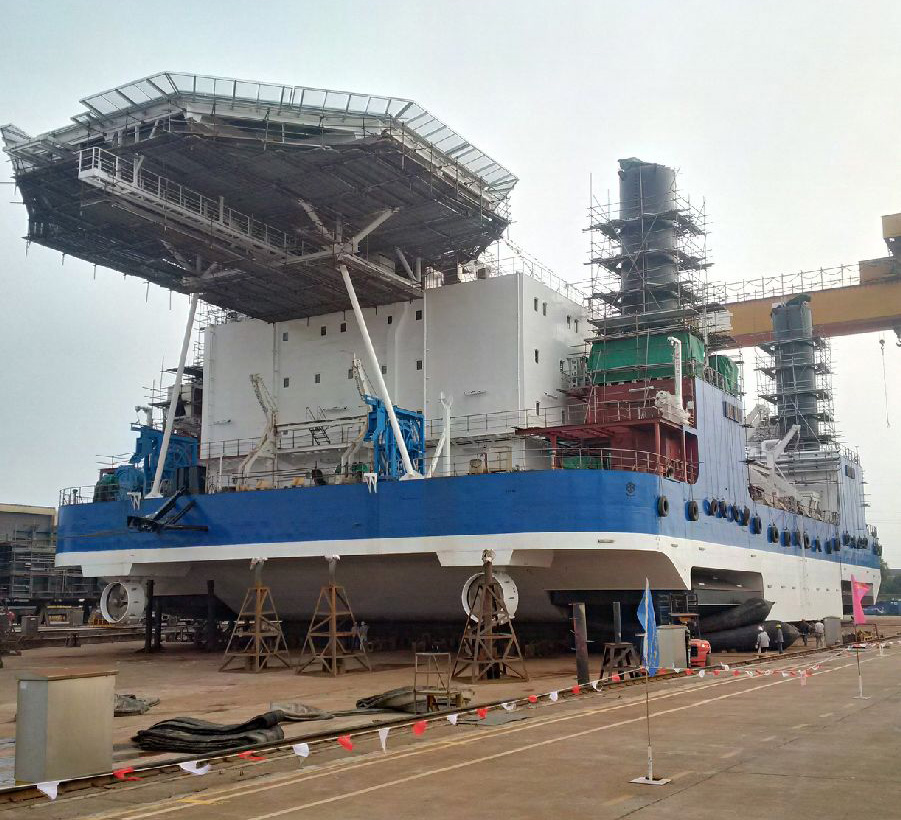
[637,579,659,676]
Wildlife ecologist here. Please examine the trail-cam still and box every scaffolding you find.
[586,166,722,342]
[755,332,837,450]
[0,520,101,603]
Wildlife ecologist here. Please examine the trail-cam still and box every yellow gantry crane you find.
[723,213,901,347]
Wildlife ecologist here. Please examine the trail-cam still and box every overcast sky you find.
[1,1,899,563]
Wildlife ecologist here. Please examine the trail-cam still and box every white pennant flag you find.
[501,702,515,711]
[549,691,559,702]
[36,781,59,801]
[745,671,753,677]
[446,713,459,726]
[781,671,789,678]
[591,680,602,691]
[292,742,311,758]
[722,663,730,671]
[698,670,706,678]
[378,727,390,752]
[673,667,682,674]
[764,670,773,676]
[178,761,211,776]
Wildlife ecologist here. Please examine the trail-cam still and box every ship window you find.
[533,297,539,311]
[314,373,321,384]
[416,360,423,371]
[347,368,353,380]
[340,322,347,333]
[387,315,393,325]
[283,377,290,388]
[534,349,539,363]
[566,315,571,327]
[381,364,388,374]
[575,320,579,332]
[320,326,327,336]
[282,331,288,341]
[536,401,540,414]
[416,309,423,320]
[542,302,547,316]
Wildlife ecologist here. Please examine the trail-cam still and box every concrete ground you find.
[0,623,898,818]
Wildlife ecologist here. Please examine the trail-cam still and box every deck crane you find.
[238,374,278,482]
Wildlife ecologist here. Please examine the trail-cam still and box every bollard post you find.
[206,580,217,651]
[143,580,154,653]
[572,603,590,685]
[153,596,163,651]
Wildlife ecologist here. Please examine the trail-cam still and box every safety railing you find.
[209,445,699,491]
[200,418,367,461]
[203,406,579,461]
[709,265,860,305]
[59,441,700,504]
[76,72,517,204]
[78,146,300,258]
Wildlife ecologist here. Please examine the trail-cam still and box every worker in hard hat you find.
[756,626,770,655]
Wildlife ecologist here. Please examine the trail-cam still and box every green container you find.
[708,354,739,395]
[588,331,705,385]
[561,455,605,470]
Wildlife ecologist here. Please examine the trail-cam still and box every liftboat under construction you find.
[2,72,883,633]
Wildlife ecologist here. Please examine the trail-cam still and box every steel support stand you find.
[452,550,528,683]
[296,558,370,676]
[220,561,291,672]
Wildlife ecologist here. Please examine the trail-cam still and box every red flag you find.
[412,720,427,736]
[237,751,264,761]
[713,670,720,676]
[733,670,740,677]
[611,673,621,682]
[571,684,581,695]
[476,707,488,719]
[113,767,139,781]
[528,695,538,703]
[684,669,692,676]
[337,735,353,751]
[851,575,870,625]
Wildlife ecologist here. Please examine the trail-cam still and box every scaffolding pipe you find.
[442,392,453,477]
[339,265,419,479]
[148,293,198,498]
[667,336,683,410]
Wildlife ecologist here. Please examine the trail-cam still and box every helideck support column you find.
[339,264,420,479]
[148,293,198,497]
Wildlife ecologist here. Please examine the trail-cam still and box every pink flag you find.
[851,575,870,625]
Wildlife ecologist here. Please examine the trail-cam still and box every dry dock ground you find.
[1,621,898,819]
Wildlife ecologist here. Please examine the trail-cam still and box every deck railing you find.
[59,444,699,505]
